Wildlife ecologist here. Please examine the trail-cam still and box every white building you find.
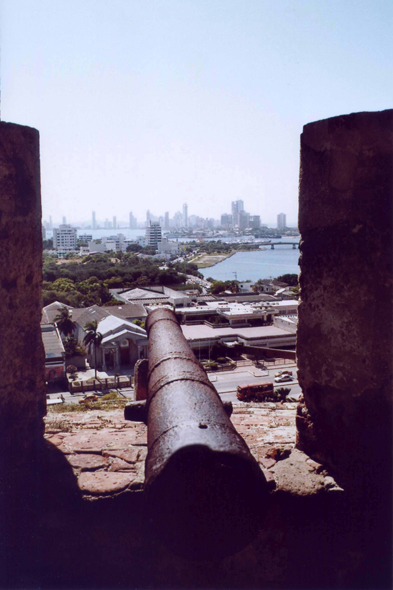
[277,212,286,230]
[157,237,180,255]
[146,221,162,250]
[87,234,127,253]
[53,225,77,253]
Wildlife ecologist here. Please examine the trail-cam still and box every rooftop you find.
[41,324,65,359]
[181,324,294,342]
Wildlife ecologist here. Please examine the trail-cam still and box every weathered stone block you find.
[0,122,46,463]
[297,110,393,491]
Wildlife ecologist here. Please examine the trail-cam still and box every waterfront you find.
[200,240,300,281]
[44,229,300,281]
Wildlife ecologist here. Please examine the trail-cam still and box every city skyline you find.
[43,200,295,229]
[3,1,391,225]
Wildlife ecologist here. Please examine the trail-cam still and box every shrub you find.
[101,391,121,401]
[274,387,291,401]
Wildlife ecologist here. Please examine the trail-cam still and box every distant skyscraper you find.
[221,213,233,229]
[129,212,137,228]
[249,215,261,229]
[173,211,182,228]
[113,216,117,229]
[183,203,188,227]
[62,216,66,225]
[92,211,97,230]
[277,212,286,230]
[239,210,250,229]
[49,216,53,230]
[164,212,169,230]
[231,200,244,226]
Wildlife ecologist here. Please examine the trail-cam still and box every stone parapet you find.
[297,109,393,492]
[0,122,46,462]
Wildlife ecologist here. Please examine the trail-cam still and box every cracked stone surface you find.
[44,403,340,500]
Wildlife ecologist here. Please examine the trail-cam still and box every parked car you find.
[274,374,294,383]
[274,369,293,378]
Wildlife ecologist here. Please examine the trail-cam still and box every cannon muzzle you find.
[127,308,268,560]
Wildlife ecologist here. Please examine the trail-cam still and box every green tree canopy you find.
[54,306,77,336]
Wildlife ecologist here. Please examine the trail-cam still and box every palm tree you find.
[83,320,103,380]
[54,306,76,337]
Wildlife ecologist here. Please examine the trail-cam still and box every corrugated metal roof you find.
[104,303,147,320]
[41,325,65,359]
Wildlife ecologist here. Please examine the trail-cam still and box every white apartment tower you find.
[129,212,137,228]
[231,200,244,226]
[53,225,77,253]
[277,212,286,230]
[183,203,188,227]
[145,221,162,250]
[92,211,97,230]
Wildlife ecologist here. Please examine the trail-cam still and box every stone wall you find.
[296,110,393,493]
[0,122,46,463]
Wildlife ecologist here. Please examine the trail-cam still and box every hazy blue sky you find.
[2,0,392,226]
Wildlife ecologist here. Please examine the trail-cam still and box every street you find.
[46,362,301,406]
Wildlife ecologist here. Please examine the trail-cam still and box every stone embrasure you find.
[297,109,393,490]
[0,122,46,461]
[44,404,338,499]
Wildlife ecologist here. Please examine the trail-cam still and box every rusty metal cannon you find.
[125,308,268,560]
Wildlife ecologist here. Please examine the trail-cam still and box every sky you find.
[1,0,392,226]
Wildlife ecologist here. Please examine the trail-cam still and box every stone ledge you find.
[44,403,341,500]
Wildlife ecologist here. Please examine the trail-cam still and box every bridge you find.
[268,242,298,249]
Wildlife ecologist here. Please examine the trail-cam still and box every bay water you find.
[199,238,300,281]
[45,229,300,281]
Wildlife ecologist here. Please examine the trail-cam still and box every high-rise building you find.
[220,213,233,229]
[173,211,182,228]
[249,215,261,229]
[239,210,250,229]
[62,216,66,225]
[49,216,53,230]
[113,216,117,229]
[146,210,151,227]
[231,200,244,226]
[145,221,162,250]
[53,225,77,253]
[277,213,286,230]
[129,212,137,229]
[92,211,97,230]
[183,203,188,227]
[164,211,170,230]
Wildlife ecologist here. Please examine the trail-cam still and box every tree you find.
[276,274,299,286]
[43,238,54,250]
[83,320,103,380]
[54,306,77,337]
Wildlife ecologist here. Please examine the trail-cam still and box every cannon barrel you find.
[143,308,268,560]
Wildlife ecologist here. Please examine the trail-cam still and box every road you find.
[208,367,302,403]
[47,364,301,406]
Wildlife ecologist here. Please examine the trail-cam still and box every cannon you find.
[125,308,268,560]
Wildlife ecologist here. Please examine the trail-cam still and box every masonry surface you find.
[0,122,46,460]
